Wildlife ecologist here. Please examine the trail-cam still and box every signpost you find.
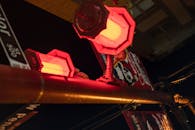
[0,4,30,69]
[0,3,39,130]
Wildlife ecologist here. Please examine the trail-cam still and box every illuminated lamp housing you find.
[25,49,75,77]
[74,4,135,55]
[91,6,136,55]
[73,1,136,82]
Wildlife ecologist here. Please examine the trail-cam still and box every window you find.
[129,0,155,18]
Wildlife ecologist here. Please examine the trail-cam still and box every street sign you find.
[0,4,30,69]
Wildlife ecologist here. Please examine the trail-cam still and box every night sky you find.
[0,0,194,130]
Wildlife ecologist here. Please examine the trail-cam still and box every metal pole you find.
[0,64,173,104]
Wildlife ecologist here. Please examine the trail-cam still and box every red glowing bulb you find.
[73,2,136,82]
[25,49,75,77]
[74,5,135,55]
[90,6,136,55]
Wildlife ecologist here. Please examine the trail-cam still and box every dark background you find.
[0,0,194,129]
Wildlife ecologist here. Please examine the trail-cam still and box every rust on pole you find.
[0,64,173,104]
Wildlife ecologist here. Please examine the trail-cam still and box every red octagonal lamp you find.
[73,1,136,82]
[73,2,135,55]
[89,6,136,55]
[25,49,75,77]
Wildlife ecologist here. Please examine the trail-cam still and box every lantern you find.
[73,1,136,82]
[74,4,135,55]
[91,6,135,55]
[25,49,75,77]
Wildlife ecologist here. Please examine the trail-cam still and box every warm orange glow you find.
[25,49,75,77]
[73,5,136,55]
[41,62,69,76]
[87,6,136,55]
[39,53,70,77]
[100,19,122,41]
[47,49,75,77]
[94,11,129,49]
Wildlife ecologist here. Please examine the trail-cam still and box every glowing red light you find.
[39,53,71,77]
[74,5,136,55]
[25,49,75,77]
[90,6,136,55]
[99,19,122,41]
[47,49,75,77]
